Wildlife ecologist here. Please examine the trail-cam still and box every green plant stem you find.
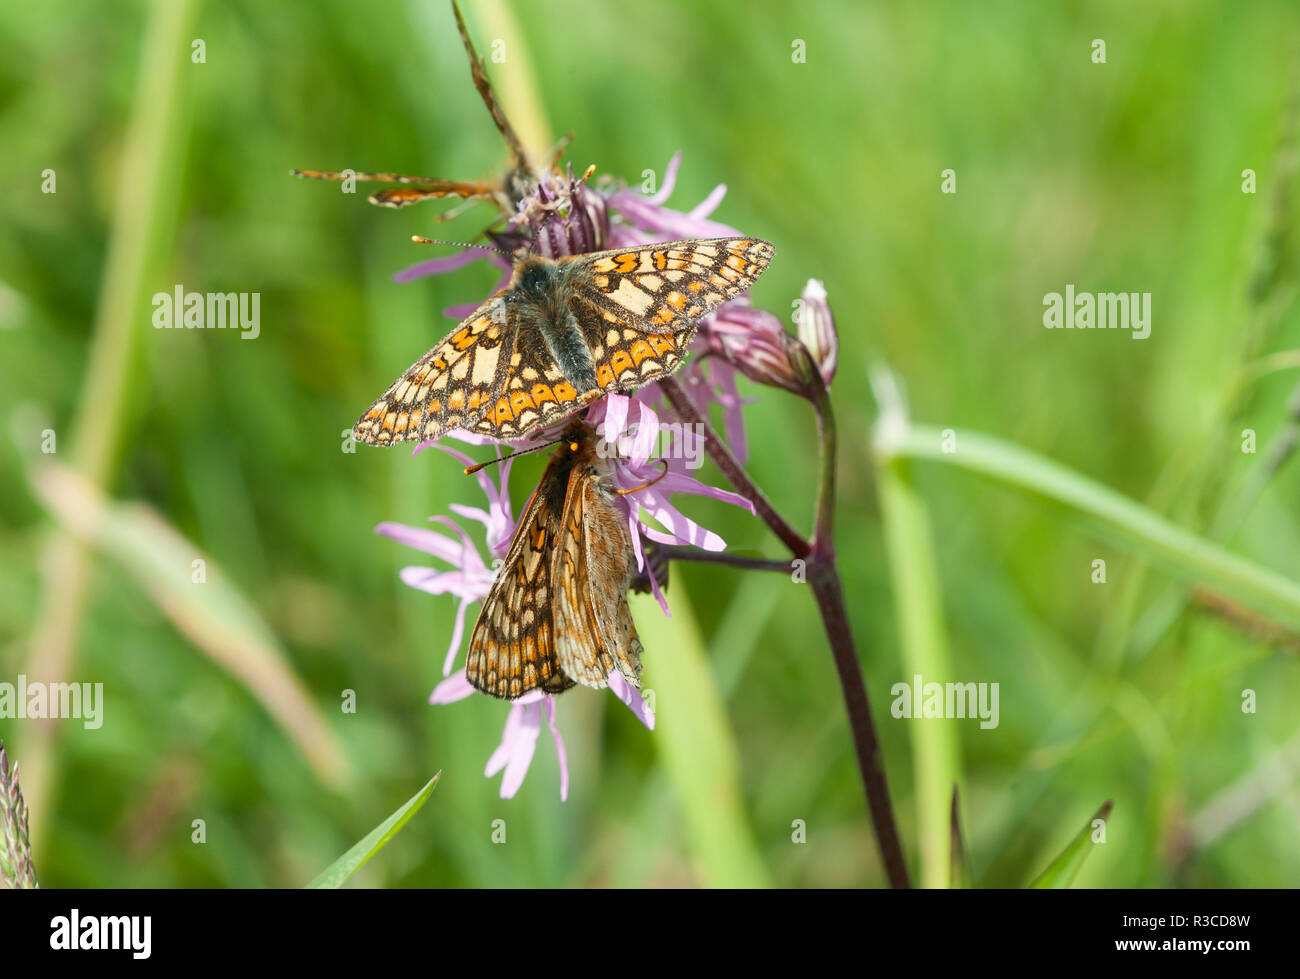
[659,376,811,558]
[875,454,959,888]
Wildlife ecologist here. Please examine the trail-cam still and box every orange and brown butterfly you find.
[466,421,646,699]
[291,0,552,215]
[352,236,774,446]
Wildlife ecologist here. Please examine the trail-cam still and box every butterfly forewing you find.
[354,306,517,444]
[465,450,576,699]
[355,236,773,446]
[579,238,774,338]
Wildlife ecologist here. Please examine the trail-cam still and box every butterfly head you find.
[514,257,555,297]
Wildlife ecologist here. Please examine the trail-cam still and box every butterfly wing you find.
[461,238,775,441]
[576,237,773,335]
[359,238,774,445]
[292,169,499,208]
[465,454,577,700]
[564,237,773,404]
[353,300,518,445]
[551,456,643,689]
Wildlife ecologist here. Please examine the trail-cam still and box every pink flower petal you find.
[393,248,488,284]
[443,597,471,676]
[645,151,681,206]
[498,701,543,799]
[374,522,466,564]
[429,670,476,705]
[689,182,728,220]
[607,671,655,730]
[543,697,569,802]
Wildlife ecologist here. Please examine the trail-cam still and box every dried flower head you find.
[0,742,37,889]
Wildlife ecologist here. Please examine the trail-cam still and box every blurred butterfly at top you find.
[342,237,774,445]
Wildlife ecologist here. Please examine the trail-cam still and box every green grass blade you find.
[881,423,1300,628]
[29,460,351,788]
[876,455,960,888]
[1030,800,1113,888]
[630,590,771,888]
[950,786,974,889]
[306,772,442,889]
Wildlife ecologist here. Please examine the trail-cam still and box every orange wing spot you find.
[381,412,397,432]
[427,398,443,415]
[596,363,616,386]
[688,280,704,293]
[449,389,466,410]
[509,389,535,413]
[610,349,635,377]
[394,411,410,433]
[432,356,448,370]
[727,256,746,270]
[553,381,578,402]
[654,307,677,326]
[648,334,676,356]
[532,525,546,550]
[666,291,687,310]
[629,339,654,366]
[531,382,556,404]
[468,391,484,410]
[451,328,475,351]
[491,396,514,423]
[613,253,639,273]
[654,251,668,270]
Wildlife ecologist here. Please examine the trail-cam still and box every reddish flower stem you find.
[658,372,911,888]
[659,377,811,559]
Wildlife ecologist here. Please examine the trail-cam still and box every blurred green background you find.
[2,0,1299,888]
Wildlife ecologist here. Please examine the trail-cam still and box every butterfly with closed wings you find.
[353,237,774,446]
[466,420,648,700]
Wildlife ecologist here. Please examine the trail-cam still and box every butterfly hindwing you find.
[552,454,642,689]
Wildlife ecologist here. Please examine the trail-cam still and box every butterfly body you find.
[354,237,774,445]
[510,256,602,394]
[466,423,643,700]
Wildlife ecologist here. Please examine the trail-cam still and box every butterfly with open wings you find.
[352,237,774,446]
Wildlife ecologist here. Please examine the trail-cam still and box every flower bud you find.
[795,279,837,386]
[700,305,804,394]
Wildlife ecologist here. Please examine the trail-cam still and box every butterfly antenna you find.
[463,437,567,475]
[614,459,670,495]
[411,235,511,258]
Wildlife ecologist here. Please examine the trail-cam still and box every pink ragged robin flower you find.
[377,395,749,800]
